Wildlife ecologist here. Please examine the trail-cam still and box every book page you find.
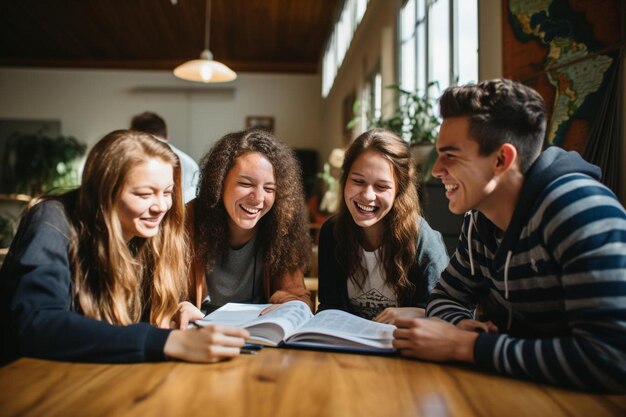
[193,301,313,345]
[291,309,395,340]
[254,300,313,338]
[195,303,269,327]
[286,333,394,350]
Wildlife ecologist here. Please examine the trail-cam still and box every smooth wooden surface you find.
[1,349,624,417]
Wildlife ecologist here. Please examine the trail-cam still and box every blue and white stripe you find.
[427,173,626,392]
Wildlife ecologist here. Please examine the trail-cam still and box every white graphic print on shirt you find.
[347,248,397,319]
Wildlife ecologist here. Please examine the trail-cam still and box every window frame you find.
[398,0,478,102]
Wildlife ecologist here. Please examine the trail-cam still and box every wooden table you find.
[1,348,624,417]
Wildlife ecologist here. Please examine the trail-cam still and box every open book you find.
[193,300,396,353]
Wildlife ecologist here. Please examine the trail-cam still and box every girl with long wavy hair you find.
[317,129,448,321]
[185,128,311,317]
[0,130,248,364]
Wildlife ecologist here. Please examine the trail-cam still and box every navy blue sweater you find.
[0,196,171,364]
[427,147,626,392]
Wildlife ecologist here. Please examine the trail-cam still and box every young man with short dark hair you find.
[393,79,626,392]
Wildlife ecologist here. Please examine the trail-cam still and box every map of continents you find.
[509,0,613,146]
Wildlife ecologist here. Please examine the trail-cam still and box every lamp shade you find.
[173,50,237,83]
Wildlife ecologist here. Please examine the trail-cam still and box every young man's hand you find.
[392,317,479,362]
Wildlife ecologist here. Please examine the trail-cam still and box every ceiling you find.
[0,0,342,74]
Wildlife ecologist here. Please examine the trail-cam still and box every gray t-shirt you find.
[203,236,265,313]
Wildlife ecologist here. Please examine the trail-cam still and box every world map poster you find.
[502,0,622,152]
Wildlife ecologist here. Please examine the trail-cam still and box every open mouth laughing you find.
[139,215,164,229]
[240,204,262,215]
[355,201,378,213]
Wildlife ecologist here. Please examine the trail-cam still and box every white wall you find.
[0,68,321,161]
[319,0,400,167]
[478,0,502,80]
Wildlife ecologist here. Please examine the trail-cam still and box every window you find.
[399,0,478,102]
[371,71,382,120]
[358,67,382,132]
[322,0,370,97]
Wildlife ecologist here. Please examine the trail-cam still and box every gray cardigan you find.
[317,215,448,316]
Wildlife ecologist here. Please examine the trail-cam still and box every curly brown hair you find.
[334,128,421,303]
[195,128,310,278]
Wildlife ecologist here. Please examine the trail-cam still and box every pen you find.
[190,324,259,354]
[243,343,263,350]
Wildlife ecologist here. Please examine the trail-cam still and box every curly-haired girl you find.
[186,129,312,315]
[318,128,448,321]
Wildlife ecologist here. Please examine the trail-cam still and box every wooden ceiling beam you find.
[0,0,340,74]
[0,58,319,74]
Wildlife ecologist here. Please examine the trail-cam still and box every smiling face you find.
[222,152,276,246]
[432,116,500,215]
[116,158,174,242]
[344,150,397,242]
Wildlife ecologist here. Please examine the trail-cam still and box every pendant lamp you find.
[173,0,237,83]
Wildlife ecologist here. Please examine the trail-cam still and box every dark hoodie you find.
[427,147,626,392]
[0,194,171,365]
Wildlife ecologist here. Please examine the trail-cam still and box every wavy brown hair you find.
[68,130,187,327]
[334,128,420,303]
[195,128,310,278]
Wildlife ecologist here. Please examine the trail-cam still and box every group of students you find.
[1,79,624,392]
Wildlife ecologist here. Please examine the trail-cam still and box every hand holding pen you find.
[187,318,264,356]
[164,324,250,362]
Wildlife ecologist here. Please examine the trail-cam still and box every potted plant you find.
[316,148,345,214]
[0,132,86,196]
[348,84,440,181]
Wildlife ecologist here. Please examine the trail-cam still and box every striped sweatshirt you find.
[426,147,626,392]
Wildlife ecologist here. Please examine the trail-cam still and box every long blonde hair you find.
[70,130,187,327]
